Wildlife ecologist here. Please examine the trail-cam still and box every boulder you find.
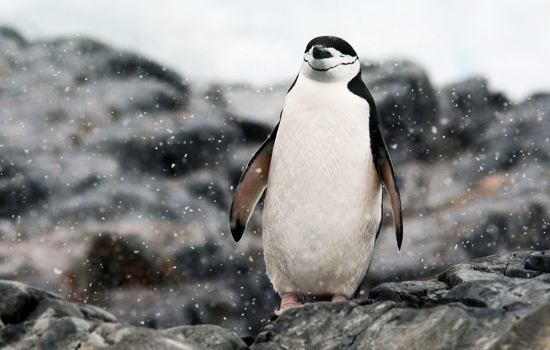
[437,76,508,150]
[361,60,439,162]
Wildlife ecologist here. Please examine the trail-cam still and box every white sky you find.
[1,0,549,100]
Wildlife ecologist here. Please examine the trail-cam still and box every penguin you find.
[229,36,402,315]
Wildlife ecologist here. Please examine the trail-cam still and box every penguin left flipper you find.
[347,72,403,250]
[229,123,279,242]
[375,141,403,250]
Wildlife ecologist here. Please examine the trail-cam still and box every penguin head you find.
[301,36,360,83]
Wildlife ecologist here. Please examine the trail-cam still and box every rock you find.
[361,59,439,162]
[253,300,509,350]
[488,303,550,350]
[253,250,550,350]
[437,76,508,150]
[0,147,49,217]
[438,251,549,287]
[165,324,249,350]
[0,279,246,350]
[480,93,550,172]
[64,232,276,333]
[3,252,550,349]
[368,280,450,305]
[0,27,277,336]
[0,279,51,324]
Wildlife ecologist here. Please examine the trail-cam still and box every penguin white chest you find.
[262,79,382,297]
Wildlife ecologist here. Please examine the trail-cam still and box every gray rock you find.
[0,279,249,350]
[4,319,208,350]
[481,93,550,172]
[0,26,277,335]
[252,251,550,350]
[438,251,549,287]
[368,280,450,305]
[253,300,511,350]
[165,324,249,350]
[488,303,550,350]
[3,251,550,349]
[88,324,208,350]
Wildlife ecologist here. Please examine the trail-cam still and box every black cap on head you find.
[304,36,357,57]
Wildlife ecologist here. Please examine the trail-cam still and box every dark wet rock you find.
[0,280,114,325]
[437,76,509,150]
[480,93,550,172]
[361,60,439,162]
[525,250,550,272]
[0,280,47,324]
[0,147,49,217]
[65,233,167,302]
[368,280,449,305]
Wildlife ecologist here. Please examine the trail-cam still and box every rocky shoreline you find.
[1,26,550,346]
[2,250,550,349]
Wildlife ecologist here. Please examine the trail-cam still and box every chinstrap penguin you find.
[230,36,403,315]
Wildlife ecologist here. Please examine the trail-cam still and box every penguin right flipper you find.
[229,123,279,242]
[375,140,403,250]
[347,72,403,250]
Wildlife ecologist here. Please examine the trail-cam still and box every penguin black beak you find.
[312,45,333,59]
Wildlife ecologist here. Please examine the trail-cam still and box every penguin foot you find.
[331,294,348,303]
[275,292,302,316]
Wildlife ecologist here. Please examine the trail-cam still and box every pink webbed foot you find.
[331,294,348,303]
[275,292,302,316]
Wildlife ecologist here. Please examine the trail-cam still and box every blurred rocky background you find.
[0,26,549,338]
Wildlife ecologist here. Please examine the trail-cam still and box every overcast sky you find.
[1,0,549,100]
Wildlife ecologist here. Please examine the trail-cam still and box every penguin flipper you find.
[229,123,279,242]
[376,142,403,250]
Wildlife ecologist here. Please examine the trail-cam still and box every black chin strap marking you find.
[304,56,358,72]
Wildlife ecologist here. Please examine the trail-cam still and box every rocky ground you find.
[3,251,550,349]
[0,279,250,350]
[255,250,550,350]
[0,25,550,341]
